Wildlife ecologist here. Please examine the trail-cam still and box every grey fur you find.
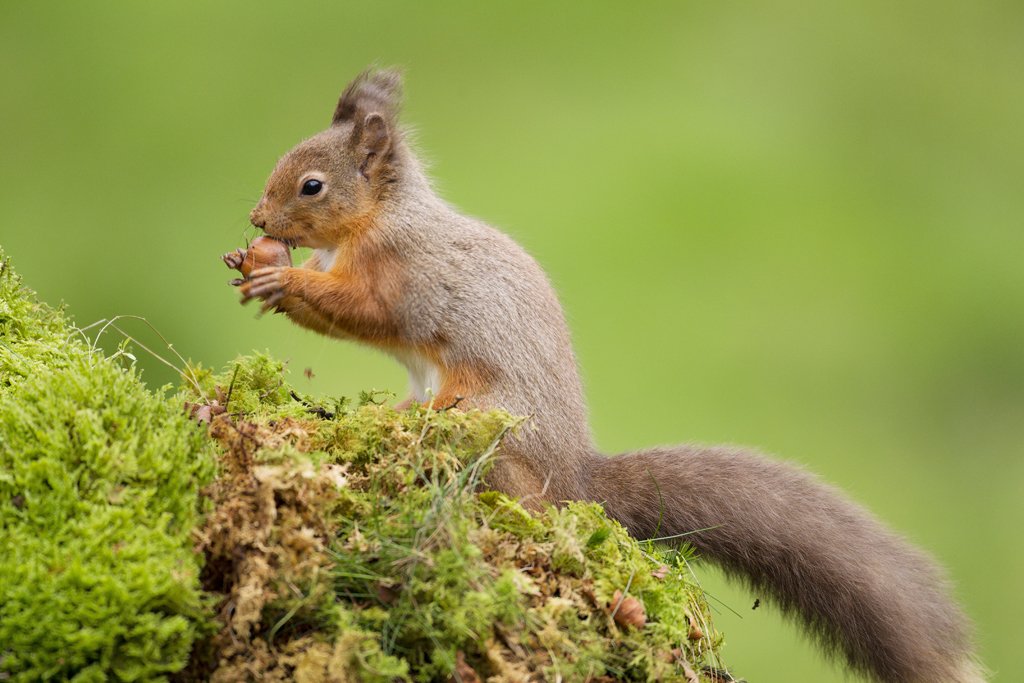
[246,69,985,683]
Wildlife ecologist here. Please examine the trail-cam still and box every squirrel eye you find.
[301,179,323,196]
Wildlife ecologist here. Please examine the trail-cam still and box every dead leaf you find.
[680,657,700,683]
[610,589,646,629]
[452,651,481,683]
[376,582,399,605]
[185,400,226,424]
[685,611,704,641]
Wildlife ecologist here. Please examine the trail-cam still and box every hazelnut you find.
[239,236,292,278]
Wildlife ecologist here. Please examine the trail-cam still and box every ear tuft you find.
[332,68,403,127]
[359,113,388,151]
[352,113,392,179]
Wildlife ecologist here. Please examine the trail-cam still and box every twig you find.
[84,314,207,401]
[290,390,334,419]
[224,364,241,410]
[609,570,637,621]
[646,525,722,543]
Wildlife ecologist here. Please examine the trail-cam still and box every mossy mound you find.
[0,249,729,682]
[0,250,217,681]
[182,356,726,682]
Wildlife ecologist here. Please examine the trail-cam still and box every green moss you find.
[0,247,728,681]
[192,358,727,682]
[0,254,72,394]
[0,249,216,681]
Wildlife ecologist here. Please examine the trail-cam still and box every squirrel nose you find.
[249,209,266,231]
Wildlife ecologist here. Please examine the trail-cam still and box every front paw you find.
[222,248,246,271]
[240,266,291,314]
[222,248,247,285]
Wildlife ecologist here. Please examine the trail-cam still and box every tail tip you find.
[950,657,987,683]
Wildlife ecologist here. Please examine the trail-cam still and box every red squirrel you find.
[223,69,983,683]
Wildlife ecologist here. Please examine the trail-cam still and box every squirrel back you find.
[229,69,984,682]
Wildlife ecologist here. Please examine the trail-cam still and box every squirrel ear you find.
[350,113,391,179]
[332,68,403,127]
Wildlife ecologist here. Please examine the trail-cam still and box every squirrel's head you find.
[250,69,403,248]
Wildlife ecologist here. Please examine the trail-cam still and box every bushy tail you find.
[585,445,983,683]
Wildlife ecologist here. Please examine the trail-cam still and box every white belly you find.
[313,247,340,271]
[315,248,441,400]
[390,348,442,402]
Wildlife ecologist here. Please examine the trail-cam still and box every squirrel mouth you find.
[265,233,297,249]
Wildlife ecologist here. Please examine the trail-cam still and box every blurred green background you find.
[2,2,1021,680]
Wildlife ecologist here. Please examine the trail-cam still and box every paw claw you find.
[260,291,286,314]
[237,266,289,310]
[222,248,246,270]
